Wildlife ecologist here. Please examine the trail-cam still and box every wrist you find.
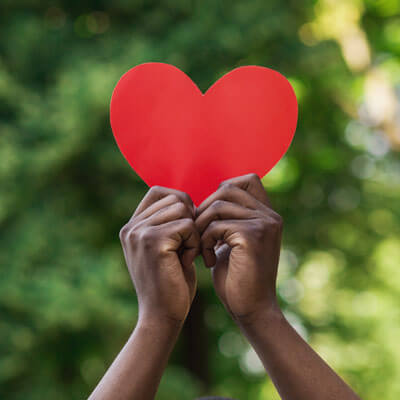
[234,300,284,332]
[137,313,185,334]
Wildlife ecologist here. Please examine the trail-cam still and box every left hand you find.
[119,186,199,326]
[195,173,283,325]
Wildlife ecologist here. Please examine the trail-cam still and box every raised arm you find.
[89,187,199,400]
[195,173,361,400]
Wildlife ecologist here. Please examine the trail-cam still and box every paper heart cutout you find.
[110,63,298,205]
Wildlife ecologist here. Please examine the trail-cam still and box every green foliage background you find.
[1,0,400,399]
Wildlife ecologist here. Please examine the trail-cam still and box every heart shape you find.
[110,63,298,205]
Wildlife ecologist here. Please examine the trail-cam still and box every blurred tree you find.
[0,0,399,399]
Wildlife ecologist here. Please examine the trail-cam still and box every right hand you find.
[119,186,200,326]
[195,173,283,325]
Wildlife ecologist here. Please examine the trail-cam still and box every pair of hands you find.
[119,173,283,328]
[94,173,361,400]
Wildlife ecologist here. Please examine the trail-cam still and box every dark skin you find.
[88,173,361,400]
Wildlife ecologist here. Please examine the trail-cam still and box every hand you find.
[119,186,200,326]
[195,173,283,325]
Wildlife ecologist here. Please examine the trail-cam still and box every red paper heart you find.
[110,63,298,205]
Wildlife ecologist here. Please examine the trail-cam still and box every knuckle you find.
[138,227,156,245]
[249,219,267,240]
[149,185,162,195]
[127,226,140,243]
[119,224,129,241]
[175,200,186,210]
[181,217,196,230]
[166,193,180,203]
[218,178,229,188]
[212,199,226,210]
[247,172,259,182]
[222,182,235,190]
[204,220,221,239]
[203,221,217,239]
[208,220,219,230]
[180,191,192,204]
[219,183,234,195]
[268,215,283,233]
[173,201,188,215]
[274,214,284,229]
[182,216,195,225]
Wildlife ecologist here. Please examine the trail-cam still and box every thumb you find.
[211,243,231,305]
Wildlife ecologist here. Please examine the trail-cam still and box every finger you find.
[180,223,201,269]
[182,259,197,301]
[201,219,250,267]
[211,244,230,307]
[141,201,193,227]
[134,194,190,222]
[219,173,271,207]
[134,186,194,218]
[195,199,258,234]
[159,218,201,268]
[196,183,265,217]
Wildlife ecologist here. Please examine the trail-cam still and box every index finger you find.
[134,186,194,218]
[196,184,264,217]
[219,173,271,207]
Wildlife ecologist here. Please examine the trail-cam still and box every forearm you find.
[238,305,360,400]
[88,317,182,400]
